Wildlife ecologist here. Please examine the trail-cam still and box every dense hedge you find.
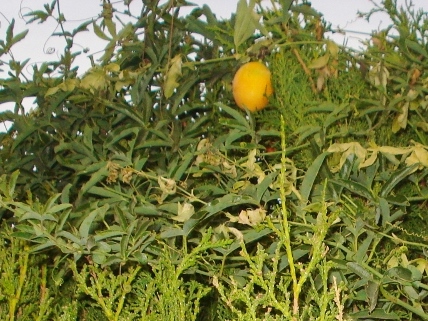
[1,0,428,320]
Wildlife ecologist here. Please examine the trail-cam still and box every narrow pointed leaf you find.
[300,151,330,202]
[347,262,373,280]
[216,102,251,131]
[330,178,375,202]
[379,163,418,197]
[79,204,109,240]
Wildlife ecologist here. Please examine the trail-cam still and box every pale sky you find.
[0,0,427,116]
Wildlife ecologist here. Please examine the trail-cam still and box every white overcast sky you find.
[0,0,427,116]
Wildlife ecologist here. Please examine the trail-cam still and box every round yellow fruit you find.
[232,61,273,112]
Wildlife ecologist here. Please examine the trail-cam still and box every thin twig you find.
[292,47,317,94]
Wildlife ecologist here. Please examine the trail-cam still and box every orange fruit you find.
[232,61,273,112]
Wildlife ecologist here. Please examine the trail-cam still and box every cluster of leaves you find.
[0,223,224,321]
[1,0,428,320]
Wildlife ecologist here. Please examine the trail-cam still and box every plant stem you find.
[280,115,298,317]
[184,56,235,67]
[292,47,317,94]
[8,244,29,321]
[377,230,428,249]
[115,266,141,321]
[379,284,428,319]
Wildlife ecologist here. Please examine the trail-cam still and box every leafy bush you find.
[1,0,428,320]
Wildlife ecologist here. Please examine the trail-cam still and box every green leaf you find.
[42,193,62,213]
[256,172,277,204]
[349,309,400,319]
[94,230,126,242]
[403,285,420,301]
[57,230,81,244]
[103,100,145,125]
[257,129,281,137]
[354,231,374,263]
[386,266,413,284]
[92,253,107,264]
[80,68,108,92]
[216,102,251,131]
[300,151,330,202]
[120,223,135,258]
[163,55,182,99]
[6,170,19,199]
[377,197,390,225]
[277,247,310,271]
[132,252,148,264]
[116,22,134,41]
[87,186,129,202]
[104,127,139,149]
[82,124,94,152]
[363,160,380,188]
[11,124,38,152]
[131,234,154,255]
[99,42,116,64]
[384,194,409,206]
[10,231,35,241]
[281,0,294,13]
[93,21,111,41]
[366,280,380,313]
[54,141,98,162]
[56,208,72,234]
[160,227,185,239]
[379,163,418,197]
[234,0,257,49]
[12,201,33,213]
[183,194,259,235]
[134,204,159,216]
[72,20,91,36]
[347,262,373,280]
[11,29,29,47]
[46,203,72,215]
[330,178,376,202]
[79,204,109,240]
[170,149,195,181]
[225,129,249,147]
[290,3,322,17]
[6,19,15,44]
[19,211,42,221]
[115,207,128,230]
[139,139,173,148]
[104,18,117,38]
[30,240,57,253]
[339,153,355,180]
[77,164,110,203]
[308,54,330,69]
[216,227,273,255]
[23,10,50,24]
[295,125,321,144]
[405,38,428,59]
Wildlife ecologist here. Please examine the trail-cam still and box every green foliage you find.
[1,0,428,320]
[68,230,221,321]
[0,227,54,321]
[213,155,344,320]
